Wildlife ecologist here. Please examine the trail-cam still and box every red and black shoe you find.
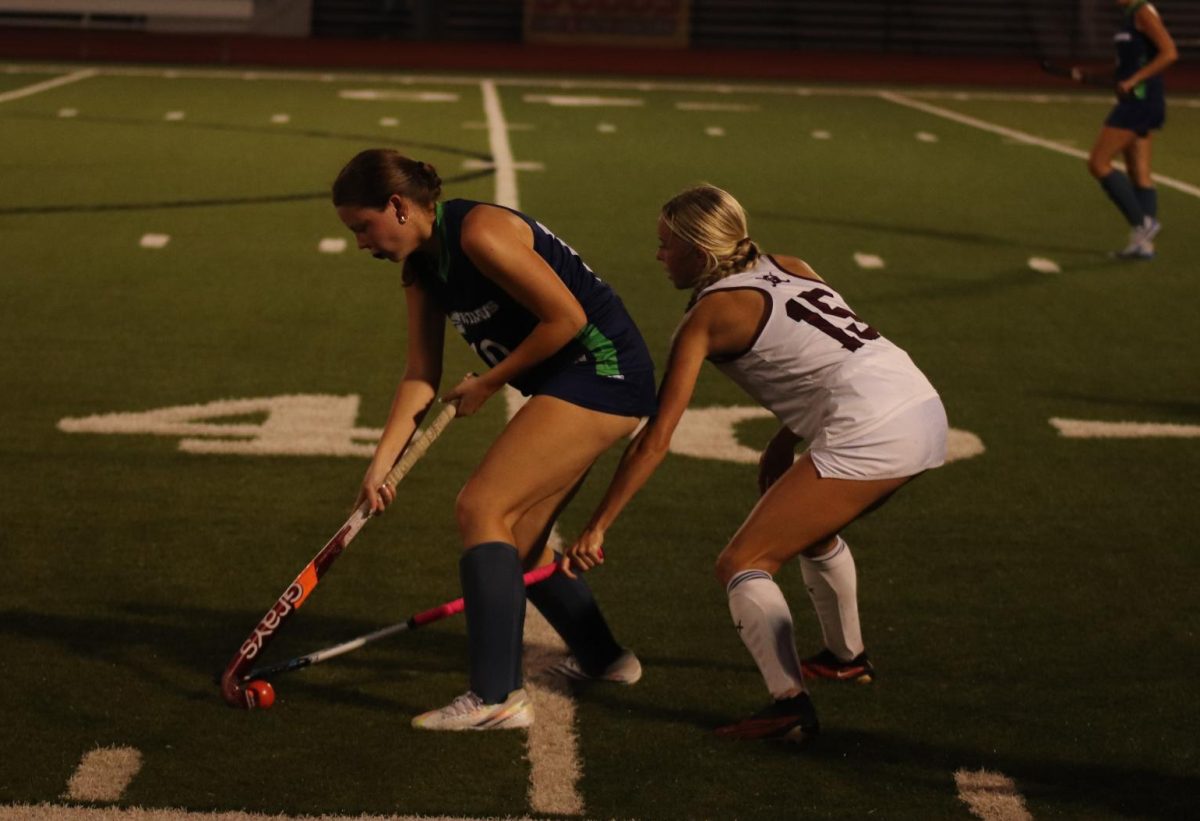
[715,692,819,743]
[801,649,875,684]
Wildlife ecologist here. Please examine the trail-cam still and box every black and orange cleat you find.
[715,692,819,744]
[801,649,876,684]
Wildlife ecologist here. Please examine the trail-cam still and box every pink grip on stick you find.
[408,561,559,627]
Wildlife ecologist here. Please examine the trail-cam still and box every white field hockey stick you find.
[218,401,458,709]
[244,562,559,681]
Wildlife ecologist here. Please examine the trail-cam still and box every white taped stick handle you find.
[381,402,458,491]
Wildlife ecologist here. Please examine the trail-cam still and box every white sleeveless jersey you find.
[699,256,939,446]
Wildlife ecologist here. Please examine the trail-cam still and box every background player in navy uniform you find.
[563,185,946,742]
[333,149,656,730]
[1075,0,1176,259]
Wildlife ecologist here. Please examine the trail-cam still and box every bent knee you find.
[715,549,781,589]
[1087,157,1111,179]
[454,482,508,540]
[714,553,739,588]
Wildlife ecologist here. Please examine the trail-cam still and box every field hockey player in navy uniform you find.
[333,149,656,731]
[563,185,947,742]
[1077,0,1177,259]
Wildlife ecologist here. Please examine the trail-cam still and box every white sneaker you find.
[411,689,533,731]
[1118,216,1160,259]
[550,649,642,684]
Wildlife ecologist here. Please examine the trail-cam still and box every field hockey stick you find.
[244,561,560,681]
[1038,59,1120,91]
[218,401,458,709]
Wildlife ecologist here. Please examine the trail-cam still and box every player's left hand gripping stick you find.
[218,402,458,709]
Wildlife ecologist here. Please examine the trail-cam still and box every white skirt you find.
[808,395,948,480]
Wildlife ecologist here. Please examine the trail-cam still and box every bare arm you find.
[560,306,714,576]
[441,205,587,415]
[1121,5,1178,93]
[359,281,445,514]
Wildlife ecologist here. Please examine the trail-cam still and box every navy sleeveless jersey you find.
[1106,0,1165,133]
[407,199,657,415]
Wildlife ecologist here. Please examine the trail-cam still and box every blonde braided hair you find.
[659,185,760,308]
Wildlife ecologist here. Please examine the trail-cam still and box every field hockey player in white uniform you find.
[563,184,947,742]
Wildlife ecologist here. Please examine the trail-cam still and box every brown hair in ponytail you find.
[332,149,442,209]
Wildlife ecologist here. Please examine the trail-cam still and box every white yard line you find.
[480,77,585,817]
[1050,418,1200,438]
[10,62,1198,107]
[63,747,143,803]
[955,769,1033,821]
[480,79,519,213]
[879,91,1200,199]
[0,67,95,103]
[1,805,528,821]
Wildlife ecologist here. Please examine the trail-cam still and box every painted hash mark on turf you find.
[954,769,1032,821]
[462,159,544,172]
[705,126,726,136]
[854,252,885,269]
[64,746,142,802]
[675,101,759,112]
[140,234,170,249]
[339,89,460,102]
[1027,257,1060,273]
[318,237,346,253]
[523,93,643,107]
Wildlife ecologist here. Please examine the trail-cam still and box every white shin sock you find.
[726,570,805,699]
[799,536,864,661]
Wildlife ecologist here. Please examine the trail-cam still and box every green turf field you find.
[1,63,1197,820]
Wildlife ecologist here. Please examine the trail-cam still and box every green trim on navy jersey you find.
[433,201,450,283]
[575,323,621,377]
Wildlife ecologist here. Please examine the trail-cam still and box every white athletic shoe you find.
[1117,216,1161,259]
[550,649,643,684]
[411,689,533,731]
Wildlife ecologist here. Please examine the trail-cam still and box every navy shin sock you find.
[527,558,623,675]
[1134,185,1158,220]
[1099,171,1145,226]
[460,542,525,703]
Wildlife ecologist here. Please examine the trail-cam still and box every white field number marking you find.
[673,406,984,464]
[59,396,986,464]
[57,395,380,457]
